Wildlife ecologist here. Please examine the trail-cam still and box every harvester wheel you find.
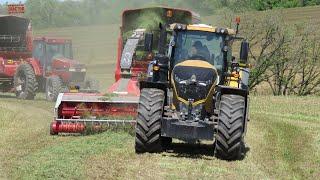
[14,63,37,100]
[135,88,164,153]
[85,77,99,92]
[46,76,63,101]
[214,94,245,160]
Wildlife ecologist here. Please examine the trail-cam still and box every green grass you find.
[0,95,319,179]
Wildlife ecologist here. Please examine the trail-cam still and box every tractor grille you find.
[173,65,217,103]
[70,72,86,83]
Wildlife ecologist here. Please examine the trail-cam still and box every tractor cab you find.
[33,37,73,73]
[169,24,231,76]
[32,37,94,100]
[164,24,238,113]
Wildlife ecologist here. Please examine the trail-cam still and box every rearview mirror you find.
[159,22,163,30]
[240,41,249,63]
[144,33,153,52]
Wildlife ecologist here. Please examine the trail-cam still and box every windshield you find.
[173,31,224,71]
[46,43,72,61]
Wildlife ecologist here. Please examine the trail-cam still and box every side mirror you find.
[240,41,249,63]
[159,22,163,30]
[144,33,153,52]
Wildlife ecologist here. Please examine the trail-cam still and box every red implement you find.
[51,92,138,134]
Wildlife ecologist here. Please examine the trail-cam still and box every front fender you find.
[26,58,42,76]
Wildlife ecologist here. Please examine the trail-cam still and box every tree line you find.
[237,12,320,95]
[1,0,320,28]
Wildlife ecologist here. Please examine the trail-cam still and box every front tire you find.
[14,63,37,100]
[46,76,63,102]
[135,88,165,153]
[214,94,246,160]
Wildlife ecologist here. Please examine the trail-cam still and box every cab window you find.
[173,31,224,72]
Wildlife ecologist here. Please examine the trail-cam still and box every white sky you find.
[0,0,77,4]
[0,0,26,4]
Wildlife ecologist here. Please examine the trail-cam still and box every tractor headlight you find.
[69,68,76,72]
[80,68,86,72]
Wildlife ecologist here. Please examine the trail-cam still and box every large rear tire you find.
[214,94,246,160]
[46,76,63,102]
[135,88,165,153]
[14,63,37,100]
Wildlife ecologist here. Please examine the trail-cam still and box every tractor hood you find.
[172,60,218,109]
[52,57,86,71]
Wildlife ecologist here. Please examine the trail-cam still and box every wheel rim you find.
[16,72,26,92]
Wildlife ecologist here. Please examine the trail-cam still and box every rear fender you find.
[216,85,248,97]
[139,81,168,92]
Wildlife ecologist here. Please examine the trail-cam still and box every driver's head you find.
[191,41,202,55]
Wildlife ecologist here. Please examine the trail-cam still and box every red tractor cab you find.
[33,37,99,101]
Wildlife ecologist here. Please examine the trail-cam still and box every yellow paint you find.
[227,71,243,88]
[69,86,79,93]
[169,23,236,35]
[153,65,160,71]
[175,60,214,69]
[7,59,14,64]
[171,103,176,110]
[229,78,239,88]
[69,89,79,93]
[188,24,236,35]
[187,25,216,32]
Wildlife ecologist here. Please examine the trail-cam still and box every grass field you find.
[0,95,319,179]
[1,5,320,179]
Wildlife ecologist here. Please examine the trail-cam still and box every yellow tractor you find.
[135,20,250,160]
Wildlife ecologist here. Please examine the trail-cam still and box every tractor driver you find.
[48,45,64,61]
[189,41,210,61]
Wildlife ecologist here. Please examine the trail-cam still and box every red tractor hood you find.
[52,57,86,69]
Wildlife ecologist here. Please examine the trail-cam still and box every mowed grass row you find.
[0,96,319,179]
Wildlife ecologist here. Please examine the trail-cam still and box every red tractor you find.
[0,12,98,100]
[33,37,99,101]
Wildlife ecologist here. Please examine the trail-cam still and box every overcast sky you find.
[0,0,26,4]
[0,0,73,4]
